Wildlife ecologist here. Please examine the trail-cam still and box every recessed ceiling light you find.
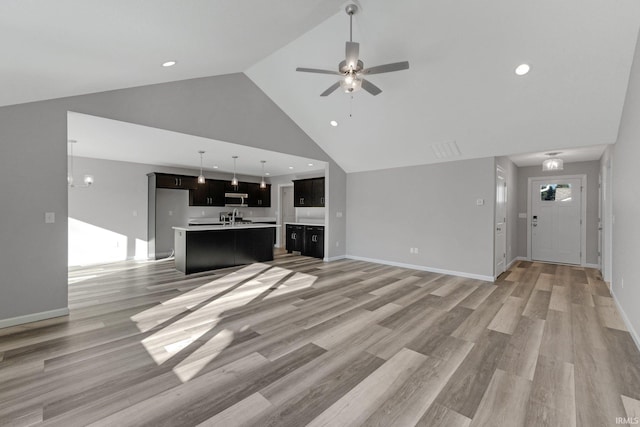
[265,172,270,176]
[308,163,314,167]
[515,64,530,76]
[288,166,294,170]
[212,165,219,169]
[330,120,338,127]
[162,61,177,67]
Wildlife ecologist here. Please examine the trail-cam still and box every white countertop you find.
[174,224,280,232]
[285,222,326,227]
[247,217,277,222]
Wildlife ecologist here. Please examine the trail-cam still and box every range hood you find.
[225,192,248,207]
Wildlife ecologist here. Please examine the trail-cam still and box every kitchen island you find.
[173,224,279,274]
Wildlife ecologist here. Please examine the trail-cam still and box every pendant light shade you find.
[197,151,206,184]
[542,152,564,171]
[231,156,239,186]
[260,160,267,189]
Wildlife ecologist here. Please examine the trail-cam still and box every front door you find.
[531,177,582,264]
[495,166,507,277]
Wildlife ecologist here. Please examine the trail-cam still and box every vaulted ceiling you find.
[2,0,639,173]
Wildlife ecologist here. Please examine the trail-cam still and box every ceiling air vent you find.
[431,141,461,159]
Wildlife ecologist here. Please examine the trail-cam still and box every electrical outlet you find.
[621,277,624,289]
[132,210,138,217]
[336,211,343,218]
[45,212,55,223]
[414,247,419,254]
[168,211,173,216]
[409,248,414,254]
[336,241,340,247]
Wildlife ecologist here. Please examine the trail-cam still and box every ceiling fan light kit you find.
[296,4,409,97]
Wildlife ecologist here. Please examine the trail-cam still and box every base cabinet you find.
[175,227,274,274]
[286,225,304,253]
[304,226,325,259]
[285,224,324,259]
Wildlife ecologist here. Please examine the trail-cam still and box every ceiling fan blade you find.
[345,41,360,68]
[320,82,341,97]
[296,67,341,75]
[361,79,382,96]
[361,61,410,75]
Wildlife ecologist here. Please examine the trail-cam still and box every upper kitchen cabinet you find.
[190,179,225,206]
[224,181,248,194]
[312,177,325,207]
[294,177,325,207]
[154,173,197,190]
[247,183,271,207]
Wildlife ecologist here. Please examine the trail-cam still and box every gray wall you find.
[0,72,345,323]
[516,161,600,265]
[611,29,640,343]
[346,157,495,279]
[496,156,519,267]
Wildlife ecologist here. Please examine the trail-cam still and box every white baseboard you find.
[583,263,600,269]
[611,290,640,353]
[345,255,494,282]
[325,255,346,262]
[516,256,530,261]
[0,307,69,329]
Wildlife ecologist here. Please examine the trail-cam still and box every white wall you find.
[0,73,345,326]
[611,29,640,345]
[516,161,601,265]
[346,157,495,280]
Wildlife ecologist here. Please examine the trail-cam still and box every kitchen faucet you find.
[231,208,239,226]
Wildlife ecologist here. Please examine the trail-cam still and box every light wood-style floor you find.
[1,255,639,426]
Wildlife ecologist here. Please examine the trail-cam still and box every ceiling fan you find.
[296,4,409,96]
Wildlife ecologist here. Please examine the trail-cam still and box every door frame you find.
[526,174,587,265]
[494,165,507,279]
[277,183,294,248]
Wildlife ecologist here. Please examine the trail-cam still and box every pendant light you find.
[67,139,94,188]
[542,152,564,171]
[260,160,267,189]
[231,156,239,187]
[197,151,206,184]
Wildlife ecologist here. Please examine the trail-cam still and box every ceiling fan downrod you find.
[345,4,358,43]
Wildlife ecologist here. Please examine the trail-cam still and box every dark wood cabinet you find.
[286,224,324,259]
[312,177,325,207]
[293,177,325,207]
[155,173,197,190]
[248,183,271,207]
[294,180,312,207]
[189,179,225,206]
[224,181,248,194]
[286,224,305,252]
[175,227,275,274]
[304,226,325,259]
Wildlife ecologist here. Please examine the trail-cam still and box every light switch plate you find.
[45,212,55,223]
[518,213,527,219]
[476,199,484,206]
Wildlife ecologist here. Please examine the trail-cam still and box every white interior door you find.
[531,178,582,264]
[495,167,507,277]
